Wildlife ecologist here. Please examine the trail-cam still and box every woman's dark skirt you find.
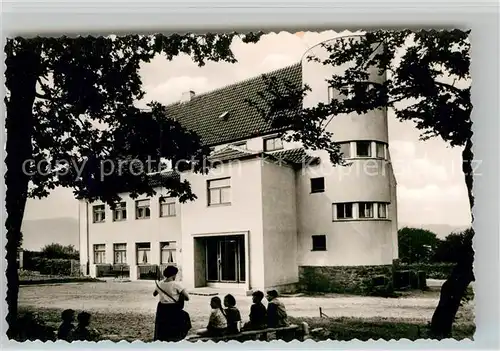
[154,302,191,342]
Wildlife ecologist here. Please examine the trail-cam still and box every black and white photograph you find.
[5,28,476,343]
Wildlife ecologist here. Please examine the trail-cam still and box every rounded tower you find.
[297,35,397,269]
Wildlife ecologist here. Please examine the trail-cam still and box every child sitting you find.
[72,312,100,341]
[242,290,267,330]
[223,294,242,334]
[266,290,289,328]
[196,296,227,337]
[57,309,75,341]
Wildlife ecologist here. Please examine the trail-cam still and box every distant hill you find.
[399,223,471,239]
[21,217,79,251]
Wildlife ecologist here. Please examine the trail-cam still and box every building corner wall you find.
[261,161,299,289]
[388,152,399,260]
[78,200,90,276]
[180,159,266,291]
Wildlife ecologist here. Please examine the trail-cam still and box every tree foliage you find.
[247,29,473,339]
[4,32,263,338]
[398,227,440,264]
[397,226,474,266]
[40,243,79,260]
[433,228,474,264]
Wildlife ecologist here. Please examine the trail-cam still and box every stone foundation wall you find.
[299,265,393,295]
[265,282,299,294]
[247,282,299,296]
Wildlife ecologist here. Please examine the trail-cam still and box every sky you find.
[23,30,473,227]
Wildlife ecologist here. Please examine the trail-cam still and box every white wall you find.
[80,188,182,274]
[388,150,399,260]
[298,219,393,266]
[180,158,265,290]
[261,161,299,288]
[78,201,88,268]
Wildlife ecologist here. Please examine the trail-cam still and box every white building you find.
[79,37,398,293]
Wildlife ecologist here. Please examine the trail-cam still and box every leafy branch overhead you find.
[5,32,264,207]
[246,29,472,161]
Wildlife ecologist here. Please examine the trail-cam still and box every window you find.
[328,86,338,102]
[113,202,127,221]
[359,202,374,218]
[93,244,106,264]
[310,177,325,193]
[376,142,385,159]
[356,141,372,157]
[113,243,127,264]
[339,142,351,158]
[208,178,231,206]
[93,205,105,223]
[264,136,284,151]
[233,141,247,149]
[160,197,176,217]
[136,243,151,265]
[328,86,350,102]
[135,199,150,219]
[160,242,177,265]
[378,203,388,218]
[312,235,327,251]
[335,203,353,220]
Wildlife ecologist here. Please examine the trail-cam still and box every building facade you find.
[79,37,399,293]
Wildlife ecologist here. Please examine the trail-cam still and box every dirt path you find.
[19,280,472,326]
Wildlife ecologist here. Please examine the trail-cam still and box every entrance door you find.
[219,239,237,282]
[205,235,245,283]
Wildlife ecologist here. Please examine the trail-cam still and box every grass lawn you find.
[19,306,475,342]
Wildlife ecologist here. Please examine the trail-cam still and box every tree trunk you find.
[4,43,39,338]
[429,137,475,338]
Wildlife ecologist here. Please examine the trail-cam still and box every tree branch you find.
[34,92,52,100]
[435,80,466,95]
[387,95,408,105]
[35,77,55,101]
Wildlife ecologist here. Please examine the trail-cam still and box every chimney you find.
[180,90,195,103]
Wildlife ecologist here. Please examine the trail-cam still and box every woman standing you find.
[153,266,191,341]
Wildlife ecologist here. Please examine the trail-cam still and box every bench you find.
[186,322,310,342]
[96,264,130,278]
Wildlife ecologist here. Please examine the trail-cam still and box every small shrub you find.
[41,243,79,260]
[398,263,455,280]
[23,257,75,276]
[393,270,410,289]
[301,270,333,293]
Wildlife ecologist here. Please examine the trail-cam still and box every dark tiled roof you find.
[209,146,320,168]
[147,171,180,187]
[264,148,320,167]
[208,146,258,162]
[164,63,302,146]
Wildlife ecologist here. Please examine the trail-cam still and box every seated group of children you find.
[196,289,289,337]
[57,309,100,342]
